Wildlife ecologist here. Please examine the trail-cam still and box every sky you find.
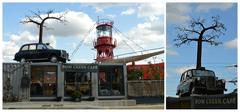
[3,2,238,98]
[2,2,165,64]
[166,3,238,96]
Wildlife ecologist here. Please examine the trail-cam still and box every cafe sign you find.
[192,93,237,109]
[61,64,98,72]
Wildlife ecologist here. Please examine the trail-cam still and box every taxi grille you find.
[206,77,215,88]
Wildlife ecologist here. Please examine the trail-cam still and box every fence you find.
[127,80,164,97]
[3,63,30,101]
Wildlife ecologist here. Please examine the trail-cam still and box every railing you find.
[97,19,113,26]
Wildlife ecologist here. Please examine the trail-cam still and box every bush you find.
[128,69,144,80]
[154,74,161,80]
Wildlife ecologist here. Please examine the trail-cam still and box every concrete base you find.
[167,93,237,109]
[3,100,140,109]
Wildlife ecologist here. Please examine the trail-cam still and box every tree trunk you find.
[196,37,202,69]
[39,24,43,43]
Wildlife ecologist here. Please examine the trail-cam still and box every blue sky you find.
[3,3,164,64]
[166,3,238,96]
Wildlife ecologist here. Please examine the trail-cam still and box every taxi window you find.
[37,44,46,50]
[21,45,28,51]
[180,72,185,82]
[29,45,36,50]
[187,71,192,78]
[192,70,215,77]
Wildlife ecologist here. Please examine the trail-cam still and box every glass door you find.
[31,66,57,97]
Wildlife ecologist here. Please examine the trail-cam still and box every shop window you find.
[98,65,124,96]
[64,72,92,97]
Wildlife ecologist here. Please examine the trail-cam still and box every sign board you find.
[167,93,237,109]
[61,64,98,72]
[192,93,237,109]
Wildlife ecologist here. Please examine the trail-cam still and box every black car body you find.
[14,43,69,63]
[176,68,226,97]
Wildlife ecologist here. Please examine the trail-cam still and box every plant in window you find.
[71,90,82,102]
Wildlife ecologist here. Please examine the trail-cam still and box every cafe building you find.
[3,62,127,101]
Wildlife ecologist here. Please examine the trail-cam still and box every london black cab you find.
[176,68,226,97]
[14,43,69,63]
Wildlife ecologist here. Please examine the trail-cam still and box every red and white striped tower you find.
[94,19,116,62]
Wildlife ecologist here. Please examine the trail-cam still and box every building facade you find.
[3,63,127,101]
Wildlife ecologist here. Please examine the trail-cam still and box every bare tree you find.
[21,10,67,43]
[174,16,226,69]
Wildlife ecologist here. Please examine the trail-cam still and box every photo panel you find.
[166,2,238,109]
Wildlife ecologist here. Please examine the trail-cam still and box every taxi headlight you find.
[221,79,225,83]
[197,77,200,81]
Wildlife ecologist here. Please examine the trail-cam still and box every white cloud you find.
[166,3,191,25]
[89,3,116,13]
[86,3,131,13]
[24,10,95,39]
[3,31,56,62]
[225,65,237,72]
[95,7,104,13]
[121,8,135,15]
[3,41,19,62]
[196,3,233,12]
[124,20,164,48]
[9,31,38,44]
[167,49,179,56]
[106,14,116,19]
[173,66,195,75]
[224,38,237,49]
[167,44,179,56]
[47,35,57,48]
[138,3,164,21]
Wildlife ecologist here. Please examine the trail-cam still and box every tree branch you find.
[174,16,226,47]
[20,16,41,25]
[195,21,205,29]
[177,27,200,35]
[31,10,43,20]
[174,33,198,47]
[20,10,68,43]
[202,39,222,45]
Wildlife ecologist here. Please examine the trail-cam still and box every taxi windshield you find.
[192,70,215,77]
[46,45,53,49]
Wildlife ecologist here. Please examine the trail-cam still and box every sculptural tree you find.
[174,16,226,69]
[21,10,67,43]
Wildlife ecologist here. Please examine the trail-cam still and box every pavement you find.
[3,101,164,109]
